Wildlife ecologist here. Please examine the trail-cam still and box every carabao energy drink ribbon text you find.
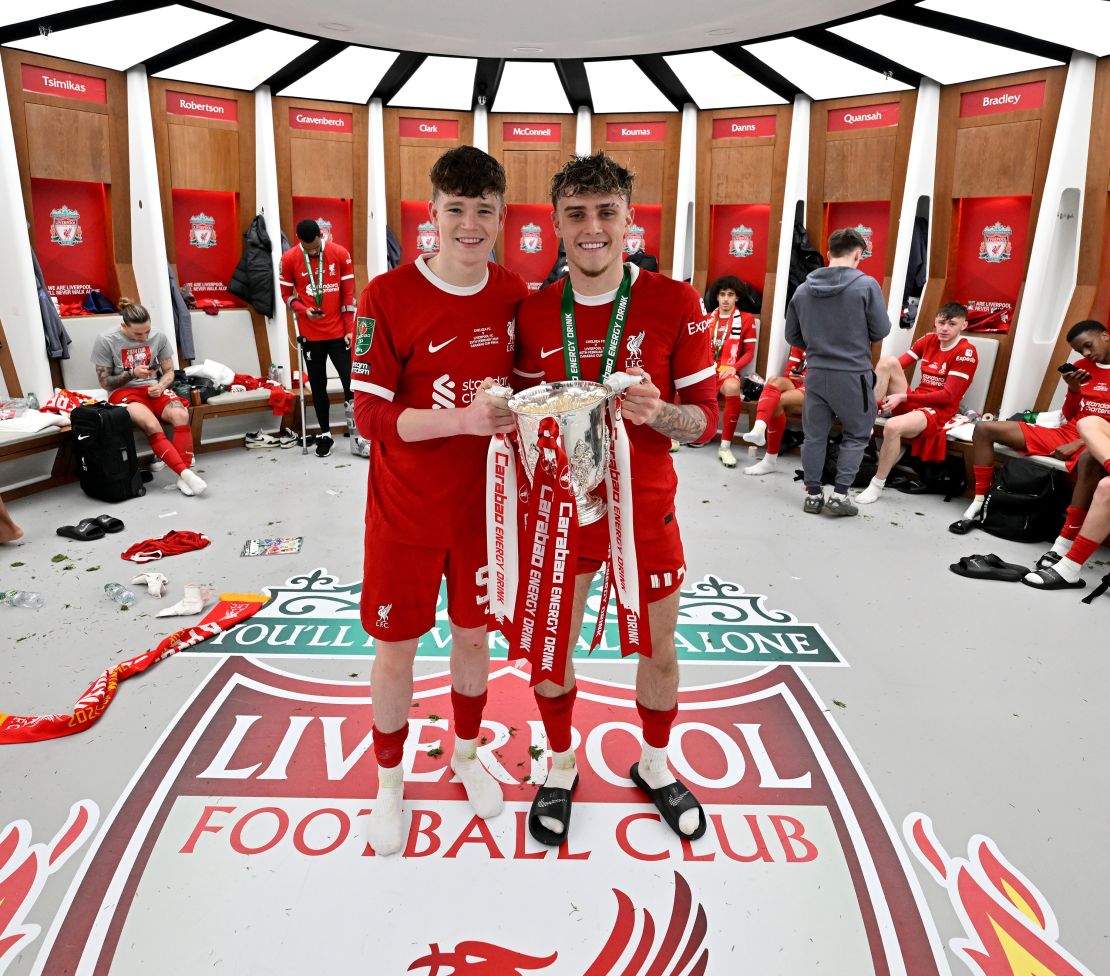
[0,595,266,744]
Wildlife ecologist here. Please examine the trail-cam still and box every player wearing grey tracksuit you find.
[785,263,891,500]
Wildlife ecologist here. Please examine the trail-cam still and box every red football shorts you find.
[361,525,488,641]
[109,387,188,418]
[891,403,956,463]
[574,514,686,600]
[1019,421,1084,470]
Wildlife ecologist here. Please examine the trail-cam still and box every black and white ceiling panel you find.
[0,1,1102,113]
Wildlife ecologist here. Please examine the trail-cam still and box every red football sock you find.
[636,701,678,749]
[451,688,487,741]
[1064,534,1099,569]
[721,396,742,443]
[973,464,993,497]
[373,723,409,768]
[148,431,187,475]
[1062,505,1089,541]
[173,425,194,469]
[766,414,787,455]
[755,385,782,425]
[535,686,577,754]
[1104,459,1110,476]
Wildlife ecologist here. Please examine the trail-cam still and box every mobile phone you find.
[1057,363,1078,374]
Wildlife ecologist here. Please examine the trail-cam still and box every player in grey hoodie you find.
[784,227,891,515]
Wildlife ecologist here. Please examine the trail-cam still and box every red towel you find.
[121,530,211,563]
[268,386,294,416]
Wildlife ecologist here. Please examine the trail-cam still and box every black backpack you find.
[979,459,1068,543]
[891,454,968,502]
[70,403,145,503]
[794,433,876,489]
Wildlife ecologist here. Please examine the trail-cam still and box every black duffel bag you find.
[979,459,1069,543]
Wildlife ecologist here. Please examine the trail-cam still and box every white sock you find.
[130,572,168,598]
[451,737,503,819]
[830,491,849,502]
[638,744,700,837]
[178,469,206,496]
[1026,556,1083,585]
[538,749,577,835]
[156,583,216,618]
[719,440,731,449]
[1051,536,1074,557]
[742,420,767,446]
[367,763,404,856]
[963,495,985,520]
[743,453,778,476]
[855,477,886,504]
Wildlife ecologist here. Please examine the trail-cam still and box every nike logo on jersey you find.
[428,337,456,354]
[540,346,563,359]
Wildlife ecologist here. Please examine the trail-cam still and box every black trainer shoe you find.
[315,433,334,458]
[803,492,824,515]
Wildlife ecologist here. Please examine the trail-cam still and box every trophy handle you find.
[603,372,644,395]
[487,384,514,400]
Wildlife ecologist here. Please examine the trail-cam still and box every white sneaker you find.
[669,439,680,453]
[718,445,737,468]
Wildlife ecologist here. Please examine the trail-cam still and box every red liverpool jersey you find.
[713,310,757,375]
[514,265,717,539]
[1064,356,1110,420]
[352,256,528,546]
[899,334,978,413]
[279,240,356,341]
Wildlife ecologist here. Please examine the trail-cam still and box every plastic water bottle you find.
[267,363,282,384]
[104,582,136,607]
[26,393,39,411]
[3,590,44,609]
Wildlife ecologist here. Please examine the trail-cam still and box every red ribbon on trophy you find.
[0,595,266,745]
[509,418,580,686]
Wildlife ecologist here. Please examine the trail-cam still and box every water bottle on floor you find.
[3,590,44,609]
[104,582,136,606]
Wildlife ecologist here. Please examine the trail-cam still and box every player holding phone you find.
[279,219,357,457]
[955,320,1110,525]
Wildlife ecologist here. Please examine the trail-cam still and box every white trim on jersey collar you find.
[415,253,489,296]
[571,262,640,306]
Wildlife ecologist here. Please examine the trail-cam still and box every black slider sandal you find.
[528,774,579,846]
[56,518,105,541]
[949,554,1028,582]
[629,763,707,841]
[1021,567,1086,590]
[93,514,125,533]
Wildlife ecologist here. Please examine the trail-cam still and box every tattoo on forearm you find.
[96,365,131,391]
[650,402,707,443]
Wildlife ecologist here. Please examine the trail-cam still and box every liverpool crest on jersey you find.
[728,225,754,258]
[623,223,646,255]
[188,213,217,249]
[854,224,874,259]
[417,221,440,254]
[316,217,333,243]
[979,222,1012,263]
[49,205,82,246]
[519,223,543,254]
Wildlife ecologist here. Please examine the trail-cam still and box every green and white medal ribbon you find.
[302,246,325,309]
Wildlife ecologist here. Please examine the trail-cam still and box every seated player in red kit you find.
[960,320,1110,522]
[857,302,978,504]
[351,147,529,855]
[513,152,718,845]
[742,345,807,476]
[706,275,757,468]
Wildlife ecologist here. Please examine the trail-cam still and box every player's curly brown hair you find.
[429,146,506,200]
[550,152,634,208]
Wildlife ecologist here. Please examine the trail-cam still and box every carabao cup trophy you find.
[505,373,642,526]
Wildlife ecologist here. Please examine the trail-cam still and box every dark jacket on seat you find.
[229,213,275,317]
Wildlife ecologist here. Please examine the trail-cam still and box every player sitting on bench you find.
[742,346,806,476]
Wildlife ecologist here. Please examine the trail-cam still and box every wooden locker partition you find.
[694,106,792,376]
[488,113,575,287]
[1036,58,1110,409]
[148,78,267,372]
[807,93,917,301]
[274,97,369,349]
[592,113,680,276]
[3,51,136,387]
[922,68,1065,415]
[383,107,472,264]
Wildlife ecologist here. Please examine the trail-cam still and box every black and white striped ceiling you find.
[1,1,1107,111]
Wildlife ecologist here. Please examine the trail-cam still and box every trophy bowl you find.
[507,381,611,526]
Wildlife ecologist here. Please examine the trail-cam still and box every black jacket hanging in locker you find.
[228,213,276,317]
